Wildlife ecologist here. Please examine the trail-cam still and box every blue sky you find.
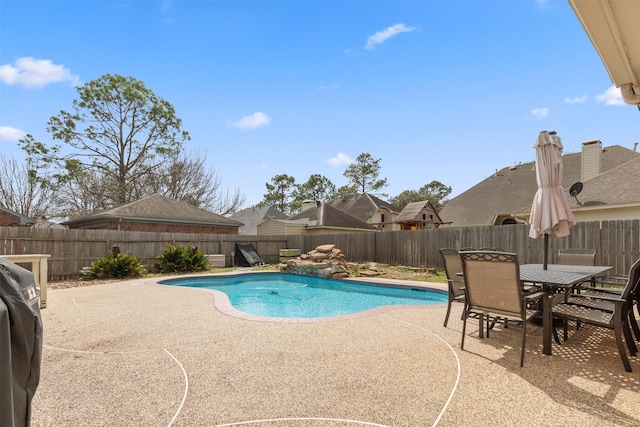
[1,0,638,210]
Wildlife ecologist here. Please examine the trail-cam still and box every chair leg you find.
[520,323,527,367]
[486,315,491,338]
[461,311,468,350]
[615,325,633,372]
[622,321,637,356]
[629,306,640,341]
[443,300,452,327]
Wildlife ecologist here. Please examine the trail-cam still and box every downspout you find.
[619,83,640,105]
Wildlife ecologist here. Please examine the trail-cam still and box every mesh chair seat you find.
[552,258,640,372]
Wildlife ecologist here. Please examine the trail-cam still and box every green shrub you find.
[83,252,147,280]
[155,245,209,273]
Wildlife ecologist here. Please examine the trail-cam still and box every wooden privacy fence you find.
[0,227,289,279]
[0,220,638,279]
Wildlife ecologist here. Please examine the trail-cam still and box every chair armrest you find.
[579,286,623,295]
[569,294,624,303]
[524,291,546,301]
[596,275,628,286]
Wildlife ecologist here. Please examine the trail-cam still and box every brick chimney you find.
[581,139,602,182]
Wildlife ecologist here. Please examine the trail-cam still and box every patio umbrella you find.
[529,130,576,269]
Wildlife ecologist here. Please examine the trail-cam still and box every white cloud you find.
[227,112,271,130]
[325,152,352,168]
[565,95,588,104]
[0,57,79,88]
[531,107,550,118]
[317,85,339,91]
[595,85,625,106]
[534,0,556,10]
[0,126,26,141]
[365,23,416,50]
[160,0,172,12]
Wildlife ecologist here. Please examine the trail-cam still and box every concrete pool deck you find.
[32,274,640,426]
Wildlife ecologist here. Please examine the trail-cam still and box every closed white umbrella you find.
[529,131,576,269]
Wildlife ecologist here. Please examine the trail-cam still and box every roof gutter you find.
[568,0,640,105]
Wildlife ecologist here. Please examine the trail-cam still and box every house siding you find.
[370,211,400,231]
[305,227,374,235]
[573,205,640,222]
[0,211,21,227]
[257,220,287,235]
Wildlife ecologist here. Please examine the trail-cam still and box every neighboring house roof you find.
[327,193,400,222]
[286,203,376,230]
[576,157,640,206]
[0,205,35,226]
[439,144,640,227]
[62,194,242,228]
[230,205,287,234]
[394,200,443,225]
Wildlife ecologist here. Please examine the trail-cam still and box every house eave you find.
[63,215,240,228]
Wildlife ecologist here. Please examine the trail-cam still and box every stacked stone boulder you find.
[277,244,350,279]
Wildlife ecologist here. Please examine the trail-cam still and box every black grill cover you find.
[234,243,265,267]
[0,258,43,427]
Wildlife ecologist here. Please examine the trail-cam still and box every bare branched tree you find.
[144,151,245,215]
[0,154,58,219]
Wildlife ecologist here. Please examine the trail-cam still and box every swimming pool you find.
[160,273,447,319]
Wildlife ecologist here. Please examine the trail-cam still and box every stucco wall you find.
[572,205,640,222]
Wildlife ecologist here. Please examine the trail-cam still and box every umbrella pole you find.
[543,234,549,270]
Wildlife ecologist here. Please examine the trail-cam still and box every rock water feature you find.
[276,244,352,279]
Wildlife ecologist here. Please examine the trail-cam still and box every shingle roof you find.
[394,200,443,224]
[327,193,400,222]
[230,206,287,234]
[63,194,242,227]
[287,203,375,230]
[439,145,640,226]
[578,157,640,206]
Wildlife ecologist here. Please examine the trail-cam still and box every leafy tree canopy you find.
[260,174,297,215]
[17,74,242,217]
[343,152,388,194]
[390,180,452,211]
[291,174,338,211]
[259,155,451,217]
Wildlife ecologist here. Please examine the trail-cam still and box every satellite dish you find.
[569,182,583,206]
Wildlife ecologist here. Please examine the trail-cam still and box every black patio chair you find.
[552,257,640,372]
[439,248,466,328]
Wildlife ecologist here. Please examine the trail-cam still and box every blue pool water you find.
[160,273,447,318]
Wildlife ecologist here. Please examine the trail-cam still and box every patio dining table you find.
[519,263,613,355]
